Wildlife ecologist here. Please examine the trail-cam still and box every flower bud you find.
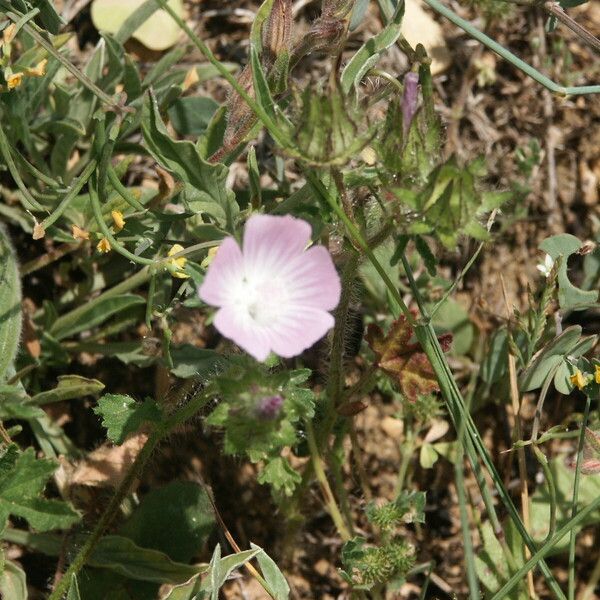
[255,394,284,420]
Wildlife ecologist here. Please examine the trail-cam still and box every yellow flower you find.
[570,369,587,390]
[25,59,47,78]
[97,237,111,254]
[3,24,17,46]
[6,72,23,89]
[201,245,219,269]
[71,224,90,241]
[167,244,189,279]
[111,210,125,231]
[595,364,600,385]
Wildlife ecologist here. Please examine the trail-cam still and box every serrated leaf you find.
[0,446,79,532]
[0,225,22,383]
[366,313,451,401]
[94,394,161,444]
[257,456,301,496]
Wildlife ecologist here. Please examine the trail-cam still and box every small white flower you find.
[536,254,554,278]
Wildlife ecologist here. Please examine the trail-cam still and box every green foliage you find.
[539,234,599,311]
[366,491,426,531]
[341,492,423,590]
[206,361,314,495]
[0,445,79,533]
[120,481,215,563]
[0,225,21,382]
[93,394,162,444]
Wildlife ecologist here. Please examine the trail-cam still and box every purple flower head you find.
[255,394,284,420]
[198,214,341,362]
[402,71,419,137]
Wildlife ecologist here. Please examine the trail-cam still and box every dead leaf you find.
[366,313,451,401]
[69,432,148,488]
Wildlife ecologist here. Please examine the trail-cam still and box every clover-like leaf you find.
[94,394,161,444]
[367,313,451,401]
[539,234,599,311]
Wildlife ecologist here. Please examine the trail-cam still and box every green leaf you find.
[67,575,81,600]
[141,93,238,229]
[0,225,22,383]
[257,456,301,496]
[251,544,290,600]
[250,44,276,122]
[168,97,220,136]
[120,481,215,563]
[205,545,261,599]
[0,560,27,600]
[519,325,582,392]
[50,294,145,340]
[481,329,509,384]
[0,445,79,532]
[91,0,185,51]
[89,535,200,583]
[539,234,599,311]
[419,442,439,469]
[341,2,404,93]
[31,375,105,405]
[169,345,224,379]
[474,521,510,594]
[94,394,161,444]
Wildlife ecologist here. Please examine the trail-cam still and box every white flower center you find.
[235,276,290,327]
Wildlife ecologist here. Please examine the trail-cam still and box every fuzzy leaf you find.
[0,445,79,532]
[0,225,22,383]
[94,394,161,444]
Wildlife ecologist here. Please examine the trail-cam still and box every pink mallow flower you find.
[199,214,341,362]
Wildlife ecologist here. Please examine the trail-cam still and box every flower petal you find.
[213,305,272,362]
[282,246,341,311]
[198,237,244,306]
[268,307,335,357]
[242,214,312,281]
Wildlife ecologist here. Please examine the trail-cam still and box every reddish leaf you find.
[366,314,452,402]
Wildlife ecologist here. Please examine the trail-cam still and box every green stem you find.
[0,119,46,212]
[39,160,97,232]
[423,0,600,95]
[307,169,564,597]
[107,165,146,211]
[568,394,592,600]
[48,386,214,600]
[491,493,600,599]
[155,0,283,143]
[532,444,557,543]
[89,180,154,265]
[395,419,415,495]
[305,421,352,541]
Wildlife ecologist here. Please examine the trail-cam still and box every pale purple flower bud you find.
[402,72,419,137]
[255,395,284,420]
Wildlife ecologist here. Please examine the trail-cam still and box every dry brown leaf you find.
[69,432,148,488]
